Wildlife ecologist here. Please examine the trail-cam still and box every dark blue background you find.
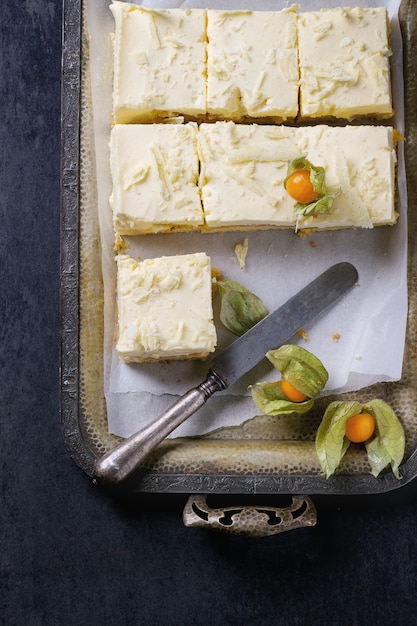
[2,1,417,624]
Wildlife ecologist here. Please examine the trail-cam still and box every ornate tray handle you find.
[183,495,317,537]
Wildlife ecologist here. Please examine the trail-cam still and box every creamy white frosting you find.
[198,122,396,230]
[298,7,393,119]
[110,2,207,123]
[206,9,299,121]
[116,253,217,361]
[110,123,203,234]
[110,121,396,234]
[110,3,394,122]
[198,122,299,228]
[295,125,396,229]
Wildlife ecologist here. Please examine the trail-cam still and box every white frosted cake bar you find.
[116,253,217,362]
[198,122,397,231]
[109,122,397,234]
[110,3,394,122]
[110,123,203,235]
[297,7,393,120]
[206,9,299,121]
[198,122,299,228]
[295,124,397,229]
[110,2,206,123]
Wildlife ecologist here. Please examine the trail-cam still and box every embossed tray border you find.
[60,0,417,494]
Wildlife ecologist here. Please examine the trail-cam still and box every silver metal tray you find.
[60,0,417,501]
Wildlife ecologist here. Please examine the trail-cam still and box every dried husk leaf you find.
[284,153,340,216]
[315,399,406,479]
[365,399,405,479]
[218,280,268,336]
[294,191,340,217]
[250,380,314,415]
[315,401,363,478]
[266,344,328,398]
[249,344,328,416]
[284,153,326,197]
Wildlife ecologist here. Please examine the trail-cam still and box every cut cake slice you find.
[109,122,397,235]
[198,122,397,231]
[294,124,397,229]
[206,9,299,122]
[116,253,217,363]
[110,2,207,123]
[297,7,394,120]
[110,123,203,235]
[198,122,299,229]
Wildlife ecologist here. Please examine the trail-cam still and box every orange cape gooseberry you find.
[345,412,376,443]
[280,378,308,403]
[285,169,319,204]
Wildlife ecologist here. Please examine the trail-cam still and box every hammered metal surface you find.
[78,6,120,458]
[62,0,417,493]
[183,495,317,536]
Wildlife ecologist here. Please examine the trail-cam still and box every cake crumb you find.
[297,329,309,341]
[114,235,129,252]
[211,266,222,293]
[234,238,249,269]
[332,332,341,342]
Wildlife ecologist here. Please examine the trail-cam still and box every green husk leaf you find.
[284,153,326,197]
[294,190,340,217]
[284,153,340,217]
[217,280,268,336]
[315,401,363,478]
[365,437,393,478]
[365,399,405,479]
[250,380,314,415]
[249,344,327,416]
[315,398,406,480]
[266,344,328,398]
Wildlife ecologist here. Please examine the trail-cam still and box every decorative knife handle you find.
[93,369,226,486]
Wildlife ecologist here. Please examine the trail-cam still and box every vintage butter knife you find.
[94,262,358,486]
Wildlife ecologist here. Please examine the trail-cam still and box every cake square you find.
[198,122,397,231]
[116,253,217,362]
[198,122,300,229]
[206,9,299,121]
[297,7,393,120]
[294,125,397,229]
[110,2,207,123]
[110,123,203,235]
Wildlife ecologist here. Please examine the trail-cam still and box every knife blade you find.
[94,261,358,486]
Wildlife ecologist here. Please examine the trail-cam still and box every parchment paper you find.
[86,0,408,438]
